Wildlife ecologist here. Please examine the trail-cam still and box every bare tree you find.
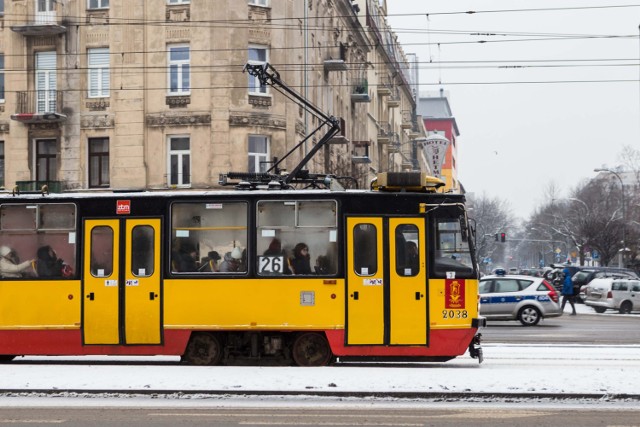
[467,193,514,273]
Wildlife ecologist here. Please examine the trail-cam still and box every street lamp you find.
[594,168,626,267]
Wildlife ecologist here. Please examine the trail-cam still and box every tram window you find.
[432,214,475,278]
[0,203,77,279]
[171,202,248,274]
[1,205,36,230]
[256,200,338,276]
[90,226,114,277]
[395,224,419,277]
[353,223,377,276]
[131,225,154,277]
[39,204,76,230]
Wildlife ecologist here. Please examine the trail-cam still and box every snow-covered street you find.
[1,343,638,398]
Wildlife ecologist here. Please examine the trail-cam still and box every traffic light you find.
[500,232,506,242]
[494,233,499,241]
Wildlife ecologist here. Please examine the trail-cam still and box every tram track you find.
[1,389,640,403]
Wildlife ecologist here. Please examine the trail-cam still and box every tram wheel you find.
[291,332,332,367]
[182,333,223,365]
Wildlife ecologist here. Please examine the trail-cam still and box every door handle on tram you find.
[86,292,94,301]
[149,292,158,300]
[351,291,359,300]
[415,292,424,300]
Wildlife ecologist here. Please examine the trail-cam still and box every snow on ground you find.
[1,304,638,399]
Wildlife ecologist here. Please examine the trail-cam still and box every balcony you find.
[351,79,370,103]
[324,43,348,72]
[387,87,400,108]
[377,122,391,144]
[401,110,413,129]
[11,11,66,36]
[352,141,372,164]
[377,77,392,96]
[11,91,67,124]
[328,117,349,144]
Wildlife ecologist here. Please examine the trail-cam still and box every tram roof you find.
[0,187,464,201]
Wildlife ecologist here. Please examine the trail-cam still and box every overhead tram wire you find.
[2,4,639,30]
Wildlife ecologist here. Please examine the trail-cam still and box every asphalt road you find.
[1,406,638,427]
[481,310,640,345]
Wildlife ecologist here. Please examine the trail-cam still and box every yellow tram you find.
[0,172,484,366]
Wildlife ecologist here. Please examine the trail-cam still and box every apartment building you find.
[0,0,425,192]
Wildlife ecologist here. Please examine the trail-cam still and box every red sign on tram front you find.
[116,200,131,215]
[445,279,465,309]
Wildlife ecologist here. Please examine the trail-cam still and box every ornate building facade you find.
[0,0,426,192]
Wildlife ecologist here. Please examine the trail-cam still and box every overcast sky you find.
[386,1,640,219]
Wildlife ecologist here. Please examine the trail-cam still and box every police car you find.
[479,270,563,326]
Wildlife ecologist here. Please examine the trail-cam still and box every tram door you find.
[83,219,162,345]
[346,217,427,346]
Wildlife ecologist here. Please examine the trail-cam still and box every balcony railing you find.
[15,180,64,194]
[12,91,66,123]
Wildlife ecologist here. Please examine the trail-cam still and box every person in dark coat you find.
[36,245,64,278]
[291,242,312,275]
[174,243,198,272]
[561,265,577,315]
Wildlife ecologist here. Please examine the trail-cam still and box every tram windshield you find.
[431,207,476,278]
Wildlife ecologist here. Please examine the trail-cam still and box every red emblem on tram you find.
[445,279,465,309]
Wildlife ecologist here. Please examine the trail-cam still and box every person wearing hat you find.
[219,247,242,272]
[0,246,34,278]
[199,250,221,272]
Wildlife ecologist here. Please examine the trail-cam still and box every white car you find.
[584,278,640,314]
[479,274,563,326]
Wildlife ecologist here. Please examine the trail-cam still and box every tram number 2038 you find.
[442,309,469,319]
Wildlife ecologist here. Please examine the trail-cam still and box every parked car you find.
[574,267,639,302]
[479,274,562,326]
[583,278,640,313]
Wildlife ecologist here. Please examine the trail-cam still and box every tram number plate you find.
[259,256,285,273]
[442,309,468,319]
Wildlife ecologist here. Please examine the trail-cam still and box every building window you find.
[168,136,190,187]
[35,139,57,182]
[35,51,57,113]
[248,135,270,173]
[248,45,268,94]
[0,0,4,16]
[88,48,110,98]
[248,0,268,6]
[0,141,4,188]
[88,138,109,188]
[168,0,190,4]
[168,45,190,95]
[88,0,109,9]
